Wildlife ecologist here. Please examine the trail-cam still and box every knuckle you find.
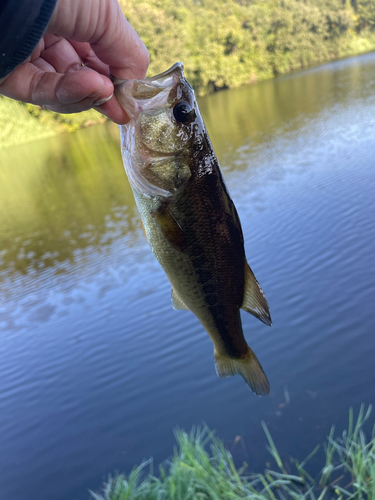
[66,62,84,73]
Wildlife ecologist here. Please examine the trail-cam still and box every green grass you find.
[91,405,375,500]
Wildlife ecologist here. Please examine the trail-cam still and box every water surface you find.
[1,52,375,500]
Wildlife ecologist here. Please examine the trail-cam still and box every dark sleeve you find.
[0,0,58,79]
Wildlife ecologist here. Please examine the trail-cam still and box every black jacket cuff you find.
[0,0,58,79]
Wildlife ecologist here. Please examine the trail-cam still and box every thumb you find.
[47,0,149,79]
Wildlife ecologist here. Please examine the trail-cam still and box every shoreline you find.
[1,47,375,151]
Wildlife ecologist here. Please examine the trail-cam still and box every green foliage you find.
[1,0,375,149]
[352,0,375,31]
[123,0,375,93]
[92,406,375,500]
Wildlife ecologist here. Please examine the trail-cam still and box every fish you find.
[113,62,272,395]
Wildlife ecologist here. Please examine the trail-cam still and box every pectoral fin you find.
[171,288,190,310]
[242,263,272,326]
[140,219,148,241]
[152,203,187,252]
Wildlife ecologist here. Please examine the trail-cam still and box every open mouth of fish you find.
[112,62,197,131]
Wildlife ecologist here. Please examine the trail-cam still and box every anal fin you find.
[242,263,272,326]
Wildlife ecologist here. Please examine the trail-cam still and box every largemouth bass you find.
[114,63,271,395]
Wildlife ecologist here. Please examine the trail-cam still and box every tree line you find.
[1,0,375,147]
[123,0,375,95]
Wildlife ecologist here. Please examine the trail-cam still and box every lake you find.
[1,52,375,500]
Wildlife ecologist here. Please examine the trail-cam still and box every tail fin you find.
[214,348,270,396]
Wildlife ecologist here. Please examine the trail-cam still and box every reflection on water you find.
[201,52,375,161]
[0,124,136,275]
[0,124,143,331]
[1,52,375,500]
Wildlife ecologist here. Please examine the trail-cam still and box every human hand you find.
[0,0,149,124]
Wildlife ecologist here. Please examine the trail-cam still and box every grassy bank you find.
[92,406,375,500]
[1,0,375,149]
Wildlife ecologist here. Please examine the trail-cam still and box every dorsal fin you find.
[242,263,272,326]
[171,288,190,310]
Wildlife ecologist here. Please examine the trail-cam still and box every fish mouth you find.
[112,63,185,115]
[111,62,184,88]
[144,62,184,81]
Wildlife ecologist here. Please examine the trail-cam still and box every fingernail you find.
[93,93,113,106]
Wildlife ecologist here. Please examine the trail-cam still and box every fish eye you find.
[173,102,196,124]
